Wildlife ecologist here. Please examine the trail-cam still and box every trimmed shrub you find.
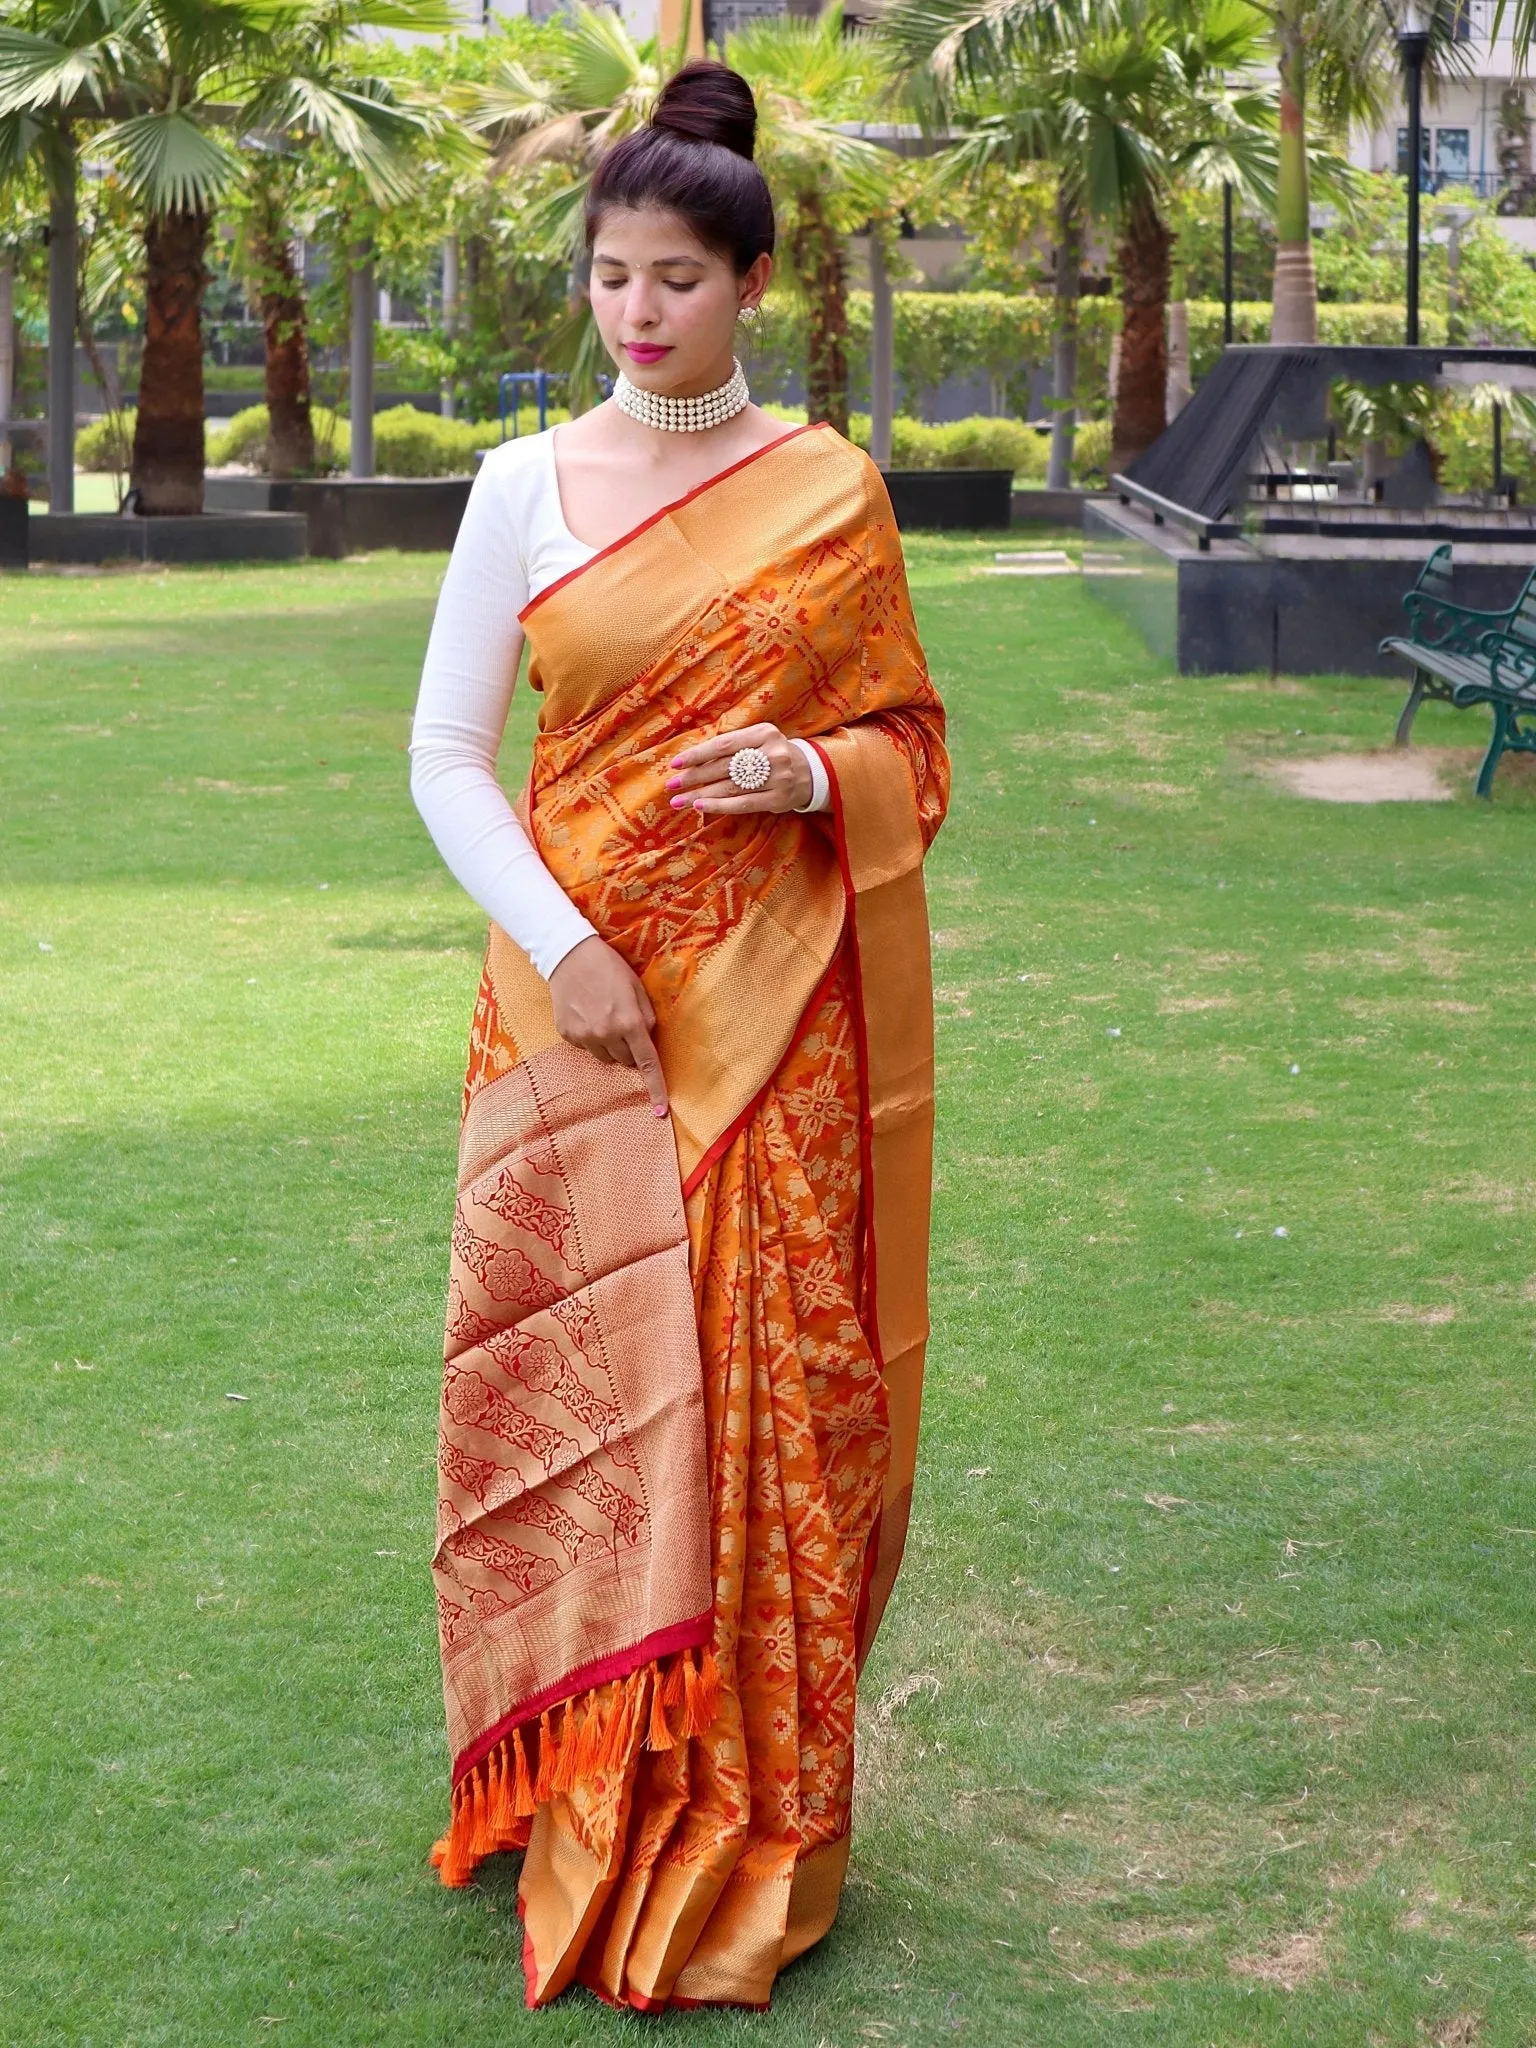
[1184,300,1431,382]
[76,412,138,472]
[756,291,1423,424]
[203,403,565,477]
[1069,417,1112,484]
[206,404,349,473]
[846,412,1049,479]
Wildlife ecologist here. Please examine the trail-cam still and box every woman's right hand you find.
[548,936,669,1118]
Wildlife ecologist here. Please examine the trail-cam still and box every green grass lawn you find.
[4,539,1536,2047]
[29,474,123,514]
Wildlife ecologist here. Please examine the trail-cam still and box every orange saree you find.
[428,423,949,2011]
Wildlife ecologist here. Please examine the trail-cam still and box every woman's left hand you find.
[667,723,813,817]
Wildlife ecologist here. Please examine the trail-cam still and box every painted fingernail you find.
[654,1104,669,1117]
[666,776,681,789]
[670,795,686,808]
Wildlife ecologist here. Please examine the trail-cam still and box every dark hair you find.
[584,61,776,276]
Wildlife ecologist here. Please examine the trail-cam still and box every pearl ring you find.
[727,746,772,794]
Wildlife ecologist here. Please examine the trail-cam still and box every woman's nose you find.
[625,280,660,329]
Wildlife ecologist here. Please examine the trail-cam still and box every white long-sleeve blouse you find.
[409,429,829,981]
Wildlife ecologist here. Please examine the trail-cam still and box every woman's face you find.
[589,205,770,397]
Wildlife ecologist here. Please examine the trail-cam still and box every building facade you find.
[1350,2,1536,218]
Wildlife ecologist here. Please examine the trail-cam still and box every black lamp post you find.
[1222,181,1234,345]
[1397,1,1432,345]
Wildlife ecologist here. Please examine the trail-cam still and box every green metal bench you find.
[1379,544,1536,796]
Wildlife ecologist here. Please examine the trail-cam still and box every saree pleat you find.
[514,957,882,2010]
[429,426,948,2010]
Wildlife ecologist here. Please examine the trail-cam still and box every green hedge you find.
[846,412,1049,479]
[76,412,136,471]
[769,402,1102,483]
[752,292,1420,419]
[201,403,567,477]
[206,404,348,472]
[1185,301,1432,382]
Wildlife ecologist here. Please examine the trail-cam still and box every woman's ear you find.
[739,250,773,315]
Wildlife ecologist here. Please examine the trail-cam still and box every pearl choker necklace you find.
[612,357,750,433]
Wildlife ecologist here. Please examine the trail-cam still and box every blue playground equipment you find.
[498,369,614,440]
[498,370,561,440]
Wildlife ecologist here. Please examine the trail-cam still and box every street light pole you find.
[1398,0,1431,346]
[1222,181,1234,345]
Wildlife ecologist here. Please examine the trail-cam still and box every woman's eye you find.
[665,282,698,294]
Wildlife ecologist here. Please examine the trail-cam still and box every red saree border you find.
[807,739,884,1378]
[518,421,827,626]
[451,1607,712,1789]
[809,735,889,1672]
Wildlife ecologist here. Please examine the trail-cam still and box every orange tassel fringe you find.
[430,1642,721,1888]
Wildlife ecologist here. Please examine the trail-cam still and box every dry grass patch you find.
[1377,1302,1456,1325]
[1222,677,1314,696]
[1229,1928,1329,1991]
[1429,1174,1536,1215]
[1071,775,1201,801]
[1261,750,1466,803]
[1426,2014,1482,2047]
[1107,1919,1213,1949]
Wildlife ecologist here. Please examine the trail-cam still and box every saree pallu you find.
[429,423,949,2011]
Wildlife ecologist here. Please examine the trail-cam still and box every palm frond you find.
[538,293,608,412]
[562,5,652,117]
[0,27,117,118]
[0,104,43,174]
[459,57,561,138]
[97,106,243,212]
[518,174,593,264]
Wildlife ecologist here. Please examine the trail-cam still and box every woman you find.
[410,58,948,2012]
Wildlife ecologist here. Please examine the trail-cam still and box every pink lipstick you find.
[624,343,671,364]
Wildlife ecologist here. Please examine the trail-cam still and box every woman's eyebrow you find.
[592,252,708,269]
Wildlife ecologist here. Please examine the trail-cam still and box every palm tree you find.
[727,6,890,436]
[233,26,465,478]
[883,0,1276,476]
[1251,0,1473,346]
[465,3,886,435]
[1249,0,1388,344]
[0,0,453,510]
[458,4,677,405]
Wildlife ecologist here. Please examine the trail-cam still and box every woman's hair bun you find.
[651,60,758,162]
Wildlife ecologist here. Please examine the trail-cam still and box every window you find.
[1397,127,1472,186]
[1436,127,1472,181]
[1397,126,1432,182]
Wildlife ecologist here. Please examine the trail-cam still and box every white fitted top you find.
[409,428,829,981]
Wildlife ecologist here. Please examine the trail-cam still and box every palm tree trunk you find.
[792,192,848,436]
[1111,194,1172,474]
[1166,299,1192,415]
[131,206,210,514]
[1047,179,1081,491]
[46,129,77,514]
[1272,18,1318,345]
[0,253,14,477]
[246,173,314,480]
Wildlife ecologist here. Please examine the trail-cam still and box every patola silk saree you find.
[428,422,949,2011]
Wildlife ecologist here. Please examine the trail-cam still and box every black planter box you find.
[0,494,27,568]
[27,511,308,566]
[1011,486,1104,528]
[1083,496,1536,677]
[204,475,473,558]
[881,467,1014,531]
